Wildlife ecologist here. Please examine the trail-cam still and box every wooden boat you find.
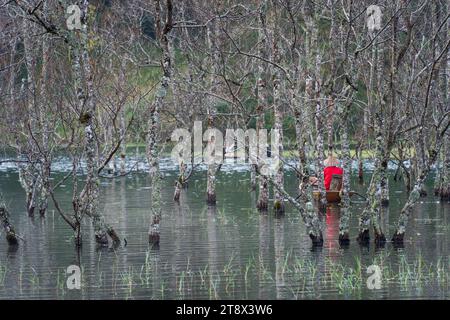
[312,190,355,203]
[313,190,341,203]
[312,174,344,203]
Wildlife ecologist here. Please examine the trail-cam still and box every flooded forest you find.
[0,0,449,299]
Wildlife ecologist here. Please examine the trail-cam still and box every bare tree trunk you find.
[173,162,187,202]
[73,0,119,246]
[250,164,257,191]
[119,61,127,175]
[271,180,323,245]
[270,4,284,215]
[357,120,387,245]
[147,0,173,245]
[293,75,307,197]
[205,16,220,206]
[439,137,450,200]
[306,8,325,208]
[314,93,326,208]
[256,3,269,211]
[0,205,19,245]
[21,18,38,217]
[81,2,107,245]
[339,97,352,245]
[437,10,450,200]
[326,98,335,152]
[392,143,442,243]
[37,4,50,216]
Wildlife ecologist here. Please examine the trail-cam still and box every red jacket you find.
[324,166,343,190]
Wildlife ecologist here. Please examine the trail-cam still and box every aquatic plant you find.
[0,264,6,287]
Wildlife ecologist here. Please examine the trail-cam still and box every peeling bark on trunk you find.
[147,0,173,245]
[270,179,323,246]
[8,36,36,217]
[173,161,187,202]
[393,134,446,243]
[326,99,335,152]
[357,147,364,183]
[293,81,307,199]
[20,18,38,217]
[439,137,450,200]
[437,16,450,200]
[339,100,352,245]
[250,161,257,191]
[357,121,386,245]
[119,62,127,175]
[256,129,269,210]
[256,6,269,211]
[38,20,50,216]
[80,1,107,245]
[205,18,220,206]
[307,11,326,208]
[314,103,326,208]
[380,161,390,206]
[272,70,284,215]
[270,6,284,215]
[71,0,119,246]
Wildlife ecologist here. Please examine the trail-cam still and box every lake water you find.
[0,159,448,299]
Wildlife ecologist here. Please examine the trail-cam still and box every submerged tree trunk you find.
[293,75,307,198]
[0,205,19,245]
[437,21,450,200]
[20,18,38,217]
[271,180,323,245]
[272,70,284,214]
[256,5,269,211]
[393,117,448,242]
[308,11,326,208]
[439,138,450,200]
[119,62,127,176]
[38,19,50,216]
[80,2,107,245]
[205,16,220,206]
[173,162,187,202]
[256,108,269,211]
[357,120,386,245]
[69,0,120,246]
[380,160,390,206]
[314,95,326,208]
[270,5,284,215]
[339,98,352,245]
[147,0,173,245]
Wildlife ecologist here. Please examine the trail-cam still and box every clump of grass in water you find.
[371,253,449,293]
[120,266,135,296]
[139,251,153,287]
[209,271,221,299]
[159,279,166,299]
[198,264,209,289]
[258,254,274,282]
[29,266,40,289]
[435,257,449,286]
[0,264,7,287]
[243,257,255,292]
[56,268,66,297]
[324,257,362,295]
[216,207,232,225]
[211,254,238,297]
[177,271,186,297]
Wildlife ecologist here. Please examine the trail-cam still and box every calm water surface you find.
[0,162,448,299]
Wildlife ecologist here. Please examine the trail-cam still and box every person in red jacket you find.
[309,152,343,190]
[323,156,343,190]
